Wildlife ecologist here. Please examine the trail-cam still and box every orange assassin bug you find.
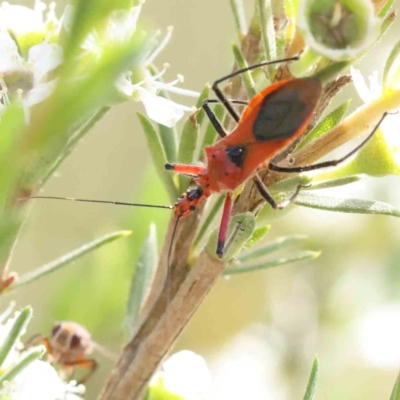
[28,57,386,257]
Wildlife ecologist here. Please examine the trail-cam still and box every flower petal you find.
[106,5,142,43]
[0,32,23,72]
[350,67,373,103]
[0,3,43,35]
[28,42,63,84]
[138,89,190,127]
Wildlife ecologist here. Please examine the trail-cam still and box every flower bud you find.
[298,0,380,60]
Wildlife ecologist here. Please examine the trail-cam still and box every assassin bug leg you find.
[269,112,389,173]
[216,194,233,257]
[202,99,249,139]
[211,56,300,122]
[253,174,307,210]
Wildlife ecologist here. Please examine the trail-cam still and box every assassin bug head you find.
[173,186,205,218]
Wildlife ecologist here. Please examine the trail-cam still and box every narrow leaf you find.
[0,346,46,386]
[158,124,178,164]
[256,0,276,79]
[244,225,271,248]
[295,192,400,217]
[390,370,400,400]
[303,358,319,400]
[195,84,211,128]
[225,250,320,275]
[232,44,256,98]
[12,231,131,291]
[194,195,225,248]
[0,306,32,367]
[297,100,351,150]
[178,114,199,192]
[383,39,400,91]
[138,112,178,202]
[206,212,255,261]
[306,176,361,191]
[126,224,158,338]
[230,0,248,40]
[379,0,395,18]
[239,234,307,262]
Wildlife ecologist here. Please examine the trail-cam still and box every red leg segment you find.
[217,194,233,257]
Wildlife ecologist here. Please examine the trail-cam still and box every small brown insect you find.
[26,321,98,384]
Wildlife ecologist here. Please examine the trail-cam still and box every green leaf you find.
[138,112,178,202]
[206,212,255,261]
[193,195,225,248]
[383,39,400,91]
[379,0,395,18]
[225,250,320,275]
[297,99,351,150]
[239,234,307,262]
[11,231,131,291]
[0,306,32,367]
[306,176,361,191]
[0,345,46,386]
[195,84,211,128]
[178,114,199,192]
[158,124,178,163]
[256,0,276,79]
[295,192,400,217]
[230,0,248,40]
[126,224,159,339]
[232,44,256,98]
[244,225,271,248]
[303,358,319,400]
[390,370,400,400]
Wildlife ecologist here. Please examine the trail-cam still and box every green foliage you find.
[126,224,159,338]
[303,358,319,400]
[0,307,32,367]
[10,231,131,291]
[295,192,400,217]
[297,100,351,150]
[138,112,178,202]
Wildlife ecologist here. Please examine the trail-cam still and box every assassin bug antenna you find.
[21,196,174,210]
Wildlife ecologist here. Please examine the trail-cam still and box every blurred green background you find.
[7,0,400,399]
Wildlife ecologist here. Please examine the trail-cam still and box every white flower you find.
[82,3,199,127]
[351,67,400,168]
[353,304,400,368]
[0,0,59,36]
[0,1,63,121]
[11,360,83,400]
[150,350,212,400]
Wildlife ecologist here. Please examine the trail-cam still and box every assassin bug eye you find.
[187,187,203,200]
[226,145,247,167]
